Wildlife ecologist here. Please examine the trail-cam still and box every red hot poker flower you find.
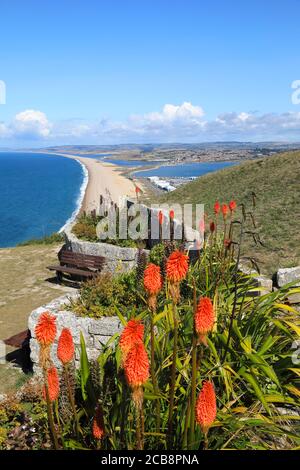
[124,341,149,389]
[43,366,60,402]
[135,186,142,194]
[209,221,215,233]
[229,200,237,212]
[166,250,189,283]
[194,297,214,345]
[92,405,105,440]
[57,328,75,365]
[196,381,217,434]
[158,210,164,226]
[35,311,57,346]
[214,201,220,215]
[221,204,228,218]
[143,263,162,296]
[169,209,175,220]
[119,319,144,358]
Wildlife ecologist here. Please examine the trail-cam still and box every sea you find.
[133,161,237,178]
[0,152,87,248]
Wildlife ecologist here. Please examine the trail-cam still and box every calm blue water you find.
[0,152,84,248]
[105,158,153,167]
[133,161,237,178]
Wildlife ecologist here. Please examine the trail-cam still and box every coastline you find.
[47,152,141,227]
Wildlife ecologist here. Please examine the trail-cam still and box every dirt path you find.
[0,244,76,394]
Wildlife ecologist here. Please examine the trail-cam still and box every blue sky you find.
[0,0,300,145]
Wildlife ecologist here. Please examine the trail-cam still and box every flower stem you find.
[45,382,60,450]
[150,310,161,432]
[189,283,198,449]
[167,301,178,448]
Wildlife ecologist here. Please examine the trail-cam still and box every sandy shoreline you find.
[50,153,140,213]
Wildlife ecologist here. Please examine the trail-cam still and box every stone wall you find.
[63,198,202,273]
[63,223,148,274]
[28,294,122,373]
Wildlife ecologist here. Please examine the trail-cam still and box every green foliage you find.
[69,271,142,318]
[17,232,64,246]
[149,243,166,265]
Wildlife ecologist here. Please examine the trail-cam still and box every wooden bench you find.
[47,249,105,282]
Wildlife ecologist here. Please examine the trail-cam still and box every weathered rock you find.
[277,266,300,288]
[286,293,300,304]
[238,264,273,296]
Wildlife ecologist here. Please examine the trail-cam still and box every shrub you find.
[69,271,141,317]
[17,232,64,246]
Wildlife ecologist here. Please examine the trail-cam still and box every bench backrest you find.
[59,249,105,271]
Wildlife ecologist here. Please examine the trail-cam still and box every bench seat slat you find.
[47,264,99,277]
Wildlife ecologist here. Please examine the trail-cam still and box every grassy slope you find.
[158,151,300,275]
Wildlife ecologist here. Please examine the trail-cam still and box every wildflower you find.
[169,209,175,220]
[221,204,228,218]
[158,210,164,226]
[143,263,162,296]
[214,201,220,215]
[43,367,60,402]
[209,221,215,233]
[35,311,57,346]
[124,341,149,388]
[229,200,237,212]
[196,381,217,434]
[57,328,75,365]
[92,405,105,440]
[194,297,214,345]
[135,186,142,194]
[119,319,144,359]
[166,250,189,283]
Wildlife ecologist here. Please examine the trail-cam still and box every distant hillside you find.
[158,151,300,275]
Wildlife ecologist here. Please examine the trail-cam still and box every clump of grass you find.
[17,233,64,247]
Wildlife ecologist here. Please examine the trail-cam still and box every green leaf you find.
[80,332,89,402]
[239,370,271,414]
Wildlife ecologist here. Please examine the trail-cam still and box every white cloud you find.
[1,103,300,144]
[12,109,51,139]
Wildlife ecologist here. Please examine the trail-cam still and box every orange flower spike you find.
[143,263,162,296]
[119,319,144,357]
[35,311,57,346]
[214,201,220,215]
[57,328,75,365]
[124,342,149,388]
[194,297,214,345]
[229,200,237,212]
[166,250,189,283]
[158,210,164,226]
[196,381,217,434]
[169,209,175,220]
[92,405,105,440]
[43,366,60,402]
[221,204,228,218]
